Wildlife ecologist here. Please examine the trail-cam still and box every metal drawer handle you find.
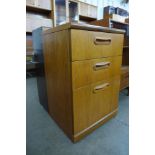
[93,83,110,93]
[93,61,111,70]
[94,37,111,45]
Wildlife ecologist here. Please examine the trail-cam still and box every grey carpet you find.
[26,77,129,155]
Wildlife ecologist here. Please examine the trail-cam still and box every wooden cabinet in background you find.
[54,0,97,26]
[79,2,88,17]
[68,0,79,22]
[26,0,54,74]
[104,6,116,18]
[27,0,36,6]
[43,23,124,142]
[26,13,52,32]
[79,2,97,18]
[103,6,128,21]
[120,66,129,90]
[26,0,52,11]
[38,0,51,10]
[88,5,97,18]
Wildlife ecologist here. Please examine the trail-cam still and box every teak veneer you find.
[43,22,124,142]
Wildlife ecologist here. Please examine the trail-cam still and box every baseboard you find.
[72,109,118,142]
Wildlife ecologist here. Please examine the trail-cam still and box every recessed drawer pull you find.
[93,61,111,70]
[93,83,110,93]
[94,37,111,45]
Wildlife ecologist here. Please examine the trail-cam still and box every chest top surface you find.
[43,22,125,35]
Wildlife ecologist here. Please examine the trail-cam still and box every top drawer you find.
[71,29,124,61]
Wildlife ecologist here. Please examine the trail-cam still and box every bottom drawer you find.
[73,77,120,134]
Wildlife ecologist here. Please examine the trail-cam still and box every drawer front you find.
[73,78,120,134]
[72,56,122,89]
[71,30,124,61]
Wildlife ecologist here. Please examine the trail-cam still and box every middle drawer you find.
[72,56,122,89]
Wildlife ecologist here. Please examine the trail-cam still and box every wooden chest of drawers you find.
[43,23,124,142]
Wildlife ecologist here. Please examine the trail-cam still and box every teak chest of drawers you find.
[43,23,125,142]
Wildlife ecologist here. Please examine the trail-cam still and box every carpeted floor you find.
[26,77,129,155]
